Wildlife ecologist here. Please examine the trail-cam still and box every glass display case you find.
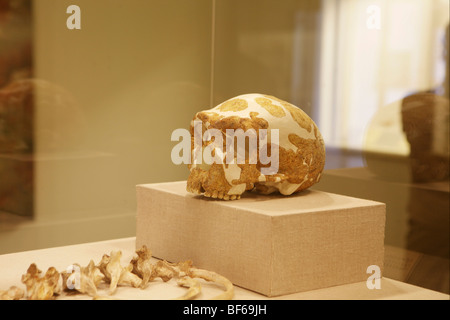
[0,0,448,295]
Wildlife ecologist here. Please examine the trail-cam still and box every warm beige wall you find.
[213,0,322,117]
[32,0,212,223]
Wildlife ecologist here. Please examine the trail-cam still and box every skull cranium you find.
[186,93,325,200]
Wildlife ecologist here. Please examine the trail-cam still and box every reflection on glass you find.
[0,0,212,254]
[0,0,33,216]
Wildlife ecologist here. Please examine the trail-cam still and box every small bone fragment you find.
[153,260,180,282]
[93,276,202,301]
[189,267,234,300]
[130,247,177,283]
[130,247,201,300]
[21,263,61,300]
[98,250,142,294]
[130,245,156,288]
[174,277,202,300]
[62,260,104,297]
[156,259,234,300]
[0,286,24,300]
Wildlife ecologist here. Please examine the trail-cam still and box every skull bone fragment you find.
[186,93,326,200]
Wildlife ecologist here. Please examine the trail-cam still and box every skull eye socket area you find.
[196,161,212,172]
[191,125,281,166]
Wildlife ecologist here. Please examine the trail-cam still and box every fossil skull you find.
[186,93,325,200]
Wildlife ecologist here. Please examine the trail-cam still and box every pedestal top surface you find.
[138,181,385,216]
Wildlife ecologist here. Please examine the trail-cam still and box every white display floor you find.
[0,237,447,300]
